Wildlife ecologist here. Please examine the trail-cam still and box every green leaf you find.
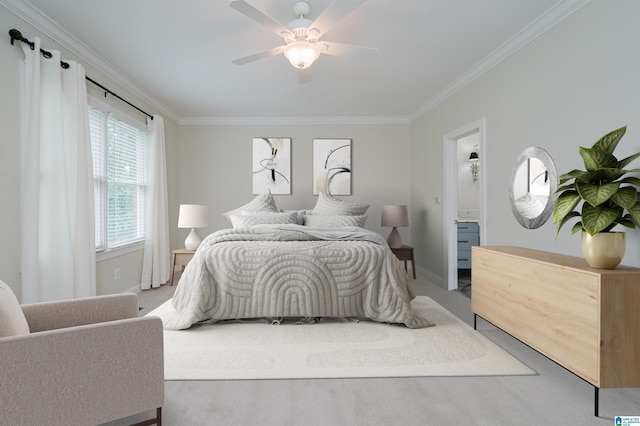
[554,211,580,238]
[570,221,584,234]
[555,183,575,194]
[575,181,619,207]
[581,203,622,234]
[617,152,640,169]
[575,168,626,183]
[559,169,585,184]
[617,218,636,229]
[592,126,626,154]
[553,191,581,223]
[619,176,640,186]
[628,202,640,227]
[579,147,617,171]
[610,186,638,210]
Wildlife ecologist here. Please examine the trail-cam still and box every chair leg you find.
[130,407,162,426]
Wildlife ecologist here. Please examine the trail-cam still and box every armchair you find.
[0,281,164,426]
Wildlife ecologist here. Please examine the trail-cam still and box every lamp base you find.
[184,228,202,251]
[387,227,402,249]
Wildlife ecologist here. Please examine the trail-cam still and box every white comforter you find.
[163,225,432,330]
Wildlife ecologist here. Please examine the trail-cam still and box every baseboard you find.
[125,284,141,294]
[416,265,446,288]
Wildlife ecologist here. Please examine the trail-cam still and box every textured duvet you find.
[163,225,432,330]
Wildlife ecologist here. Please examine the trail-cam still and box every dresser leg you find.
[594,387,599,417]
[473,313,477,330]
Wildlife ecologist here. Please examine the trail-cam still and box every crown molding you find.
[2,0,588,126]
[408,0,591,122]
[1,0,180,123]
[180,115,410,126]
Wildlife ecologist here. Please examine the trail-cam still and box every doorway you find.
[443,119,486,292]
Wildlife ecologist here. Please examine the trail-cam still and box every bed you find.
[163,192,432,330]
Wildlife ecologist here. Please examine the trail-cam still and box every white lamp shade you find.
[381,205,409,227]
[178,204,209,229]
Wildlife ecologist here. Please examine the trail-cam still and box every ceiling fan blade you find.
[319,41,377,57]
[309,0,366,39]
[232,46,285,65]
[298,68,312,84]
[230,0,292,38]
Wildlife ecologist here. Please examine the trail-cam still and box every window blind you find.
[89,107,146,251]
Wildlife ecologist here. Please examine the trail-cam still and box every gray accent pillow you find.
[280,209,309,225]
[0,280,30,337]
[311,192,369,216]
[304,214,367,228]
[229,211,299,228]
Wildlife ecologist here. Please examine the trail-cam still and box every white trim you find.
[96,241,144,262]
[0,0,179,122]
[180,116,410,126]
[408,0,590,122]
[88,94,146,130]
[443,119,486,291]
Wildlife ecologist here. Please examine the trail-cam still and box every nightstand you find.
[169,248,195,286]
[390,245,416,279]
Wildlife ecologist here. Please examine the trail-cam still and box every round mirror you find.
[509,146,558,229]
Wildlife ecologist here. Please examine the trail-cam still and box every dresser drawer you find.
[458,250,472,268]
[457,222,479,233]
[457,237,478,251]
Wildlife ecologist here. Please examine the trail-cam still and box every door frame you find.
[443,118,487,290]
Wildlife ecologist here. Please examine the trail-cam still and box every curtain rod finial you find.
[9,28,34,50]
[9,29,22,45]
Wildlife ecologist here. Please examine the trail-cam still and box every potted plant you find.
[553,126,640,268]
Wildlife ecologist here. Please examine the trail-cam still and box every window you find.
[89,105,146,252]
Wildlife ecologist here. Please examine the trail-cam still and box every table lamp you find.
[178,204,209,250]
[381,205,409,248]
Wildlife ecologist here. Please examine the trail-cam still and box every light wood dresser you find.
[472,246,640,416]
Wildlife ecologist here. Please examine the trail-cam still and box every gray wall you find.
[2,0,639,299]
[410,0,640,283]
[177,123,411,243]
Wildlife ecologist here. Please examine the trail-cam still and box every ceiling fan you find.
[230,0,376,72]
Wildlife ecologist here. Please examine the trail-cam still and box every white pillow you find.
[311,192,369,216]
[229,211,299,228]
[0,280,30,338]
[304,214,367,228]
[223,191,278,224]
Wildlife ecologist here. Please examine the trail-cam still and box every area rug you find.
[147,296,535,380]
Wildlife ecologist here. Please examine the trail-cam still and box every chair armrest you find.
[21,293,139,332]
[0,316,164,426]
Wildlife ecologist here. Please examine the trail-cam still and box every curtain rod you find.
[9,29,153,120]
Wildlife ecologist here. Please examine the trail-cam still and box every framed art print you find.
[252,137,291,194]
[313,138,351,195]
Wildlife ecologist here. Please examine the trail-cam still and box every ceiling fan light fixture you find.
[284,40,320,69]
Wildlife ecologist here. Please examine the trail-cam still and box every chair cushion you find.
[0,280,30,337]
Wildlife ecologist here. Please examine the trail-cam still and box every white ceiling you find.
[9,0,585,122]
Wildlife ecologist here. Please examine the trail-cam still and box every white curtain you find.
[141,115,170,289]
[19,38,96,303]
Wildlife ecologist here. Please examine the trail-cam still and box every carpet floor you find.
[148,296,535,380]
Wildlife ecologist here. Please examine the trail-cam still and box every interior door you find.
[443,119,486,291]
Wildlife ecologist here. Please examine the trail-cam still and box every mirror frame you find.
[508,146,558,229]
